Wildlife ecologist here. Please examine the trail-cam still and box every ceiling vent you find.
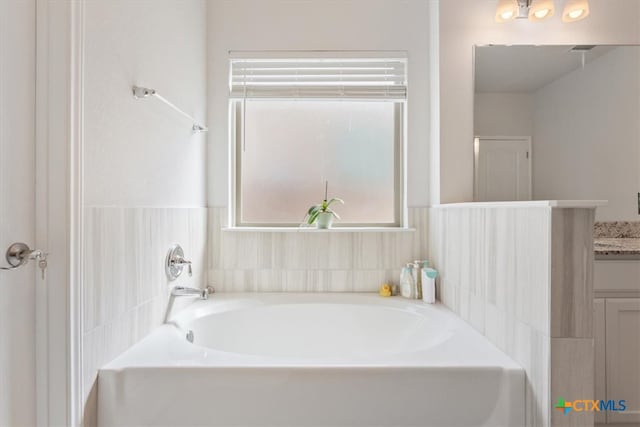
[570,45,596,52]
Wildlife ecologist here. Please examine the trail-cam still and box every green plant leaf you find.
[305,205,323,224]
[326,198,344,208]
[307,210,320,224]
[307,204,321,215]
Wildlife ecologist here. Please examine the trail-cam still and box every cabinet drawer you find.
[595,261,640,294]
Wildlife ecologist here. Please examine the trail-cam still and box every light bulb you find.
[562,0,590,22]
[528,0,555,22]
[501,10,514,19]
[534,9,550,18]
[495,0,518,23]
[568,9,584,18]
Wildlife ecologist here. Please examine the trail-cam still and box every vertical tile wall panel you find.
[429,205,596,427]
[207,207,429,293]
[82,207,207,412]
[550,208,595,338]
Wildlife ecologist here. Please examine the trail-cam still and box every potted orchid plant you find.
[305,182,344,229]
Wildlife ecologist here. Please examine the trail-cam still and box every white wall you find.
[84,0,207,207]
[81,0,207,424]
[207,0,431,207]
[533,47,640,220]
[474,92,533,137]
[438,0,640,204]
[0,1,36,425]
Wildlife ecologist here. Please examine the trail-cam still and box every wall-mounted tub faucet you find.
[164,284,214,323]
[171,285,214,300]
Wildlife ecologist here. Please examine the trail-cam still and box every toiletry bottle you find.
[399,264,415,299]
[412,260,426,300]
[421,268,438,304]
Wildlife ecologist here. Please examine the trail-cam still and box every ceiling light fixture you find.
[528,0,555,21]
[562,0,590,22]
[495,0,519,23]
[495,0,589,23]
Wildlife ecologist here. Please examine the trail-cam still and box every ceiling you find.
[474,45,619,93]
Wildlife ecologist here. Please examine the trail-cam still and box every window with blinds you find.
[230,55,407,100]
[229,52,407,227]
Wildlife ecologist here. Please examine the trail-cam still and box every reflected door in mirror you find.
[474,137,531,202]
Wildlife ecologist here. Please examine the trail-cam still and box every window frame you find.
[228,54,408,229]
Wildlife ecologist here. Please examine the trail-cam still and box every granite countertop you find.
[594,238,640,256]
[594,221,640,259]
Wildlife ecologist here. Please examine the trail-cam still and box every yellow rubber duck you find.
[379,283,392,297]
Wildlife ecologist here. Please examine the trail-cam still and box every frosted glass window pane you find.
[239,100,398,225]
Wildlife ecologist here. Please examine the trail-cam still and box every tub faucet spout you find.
[171,285,214,300]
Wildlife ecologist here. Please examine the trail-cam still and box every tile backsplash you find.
[207,207,429,292]
[82,206,207,423]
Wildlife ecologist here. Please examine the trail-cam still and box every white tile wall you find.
[81,202,593,427]
[207,207,429,292]
[82,207,207,409]
[429,205,595,427]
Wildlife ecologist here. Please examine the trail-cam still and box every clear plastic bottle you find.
[399,264,415,299]
[412,260,426,300]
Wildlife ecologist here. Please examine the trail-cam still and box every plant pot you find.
[316,212,334,229]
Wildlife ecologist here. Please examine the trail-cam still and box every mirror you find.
[473,45,640,220]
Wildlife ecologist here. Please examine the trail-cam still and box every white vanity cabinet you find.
[605,299,640,424]
[595,298,607,425]
[594,260,640,426]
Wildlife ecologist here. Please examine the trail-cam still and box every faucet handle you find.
[165,244,193,281]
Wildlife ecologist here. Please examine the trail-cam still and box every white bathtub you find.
[98,293,524,427]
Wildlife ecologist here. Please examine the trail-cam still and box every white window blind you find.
[229,53,407,100]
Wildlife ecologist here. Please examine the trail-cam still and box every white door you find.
[474,137,531,202]
[0,0,37,425]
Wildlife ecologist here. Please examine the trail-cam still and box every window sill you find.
[222,227,415,233]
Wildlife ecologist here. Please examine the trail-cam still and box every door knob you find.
[1,242,48,280]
